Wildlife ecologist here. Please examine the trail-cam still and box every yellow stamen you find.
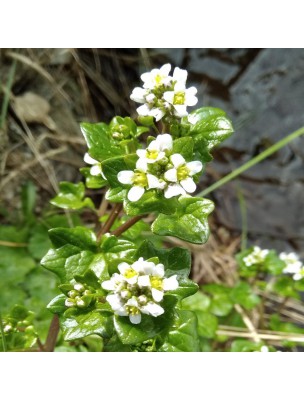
[133,171,148,187]
[177,165,189,181]
[124,268,137,279]
[150,276,163,290]
[147,150,159,160]
[173,91,185,105]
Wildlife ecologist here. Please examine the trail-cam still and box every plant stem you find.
[44,315,59,352]
[97,203,123,240]
[111,215,143,237]
[0,312,7,352]
[236,183,247,251]
[199,125,304,197]
[36,337,45,352]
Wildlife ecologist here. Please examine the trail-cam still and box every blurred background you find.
[0,48,304,322]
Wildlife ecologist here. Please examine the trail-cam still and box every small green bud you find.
[158,156,169,166]
[74,283,85,292]
[121,290,132,299]
[4,324,12,333]
[25,326,35,334]
[138,295,148,305]
[65,298,75,307]
[83,289,91,296]
[68,290,78,298]
[76,299,86,308]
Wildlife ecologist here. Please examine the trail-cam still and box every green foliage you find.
[152,196,214,244]
[80,167,107,189]
[50,182,95,210]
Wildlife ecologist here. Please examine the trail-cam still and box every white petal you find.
[118,262,131,274]
[117,170,134,184]
[84,153,97,165]
[131,258,145,273]
[173,67,187,84]
[129,313,141,324]
[154,263,165,277]
[163,275,179,291]
[170,153,186,168]
[160,63,171,76]
[141,71,152,83]
[186,86,198,96]
[185,93,198,107]
[126,297,139,307]
[106,294,123,311]
[151,288,164,302]
[146,93,155,103]
[150,108,165,121]
[293,273,303,281]
[128,186,145,202]
[164,168,178,182]
[101,280,115,291]
[174,82,186,92]
[164,183,186,198]
[116,307,128,317]
[187,161,203,175]
[137,104,150,116]
[180,177,196,193]
[125,276,138,284]
[174,104,188,117]
[155,133,173,151]
[135,158,148,172]
[141,261,157,275]
[130,87,147,103]
[136,149,147,158]
[137,275,151,287]
[90,165,102,176]
[163,91,175,104]
[147,174,163,189]
[141,302,164,317]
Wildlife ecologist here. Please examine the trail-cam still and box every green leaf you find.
[181,291,211,312]
[28,224,51,260]
[10,305,30,321]
[81,122,124,161]
[172,137,194,161]
[47,294,67,314]
[103,334,132,352]
[114,296,176,345]
[158,310,200,352]
[230,282,260,310]
[152,196,214,244]
[169,277,198,300]
[50,182,94,210]
[272,276,299,299]
[196,311,218,338]
[230,340,263,352]
[80,167,107,189]
[60,310,113,340]
[105,187,127,203]
[188,107,234,163]
[209,293,233,317]
[41,227,99,282]
[137,115,157,131]
[100,234,137,275]
[264,252,286,275]
[48,227,97,251]
[124,190,179,217]
[102,154,137,187]
[21,181,36,221]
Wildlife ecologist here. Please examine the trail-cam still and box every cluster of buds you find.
[130,64,198,121]
[101,257,179,324]
[118,134,202,201]
[280,252,304,281]
[243,246,269,267]
[65,282,95,309]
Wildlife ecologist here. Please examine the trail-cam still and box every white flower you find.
[173,67,188,86]
[136,134,173,166]
[280,252,303,274]
[164,153,202,198]
[243,246,269,267]
[141,63,172,90]
[102,257,179,324]
[163,82,198,117]
[84,153,106,178]
[118,164,165,202]
[130,87,149,103]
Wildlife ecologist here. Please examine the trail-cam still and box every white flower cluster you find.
[83,153,106,179]
[243,246,269,267]
[280,252,304,281]
[102,257,178,324]
[130,64,198,121]
[118,134,202,202]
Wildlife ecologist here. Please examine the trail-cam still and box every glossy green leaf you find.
[169,277,198,299]
[124,190,179,217]
[209,293,233,317]
[152,196,214,244]
[47,294,67,314]
[106,187,127,203]
[48,227,97,251]
[61,311,113,340]
[137,115,157,131]
[181,291,211,312]
[81,122,124,161]
[272,276,299,299]
[101,154,137,187]
[80,167,107,189]
[196,311,218,339]
[158,310,200,352]
[230,340,263,352]
[103,334,132,352]
[50,182,94,210]
[172,137,194,161]
[114,297,176,345]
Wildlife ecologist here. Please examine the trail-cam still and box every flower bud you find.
[76,299,86,308]
[83,289,91,296]
[138,295,148,305]
[65,299,75,307]
[68,290,78,298]
[74,283,85,292]
[121,290,132,299]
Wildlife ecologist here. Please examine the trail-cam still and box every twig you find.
[0,240,27,247]
[234,304,261,343]
[217,327,304,343]
[111,215,143,237]
[97,203,122,239]
[36,337,45,352]
[44,315,60,352]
